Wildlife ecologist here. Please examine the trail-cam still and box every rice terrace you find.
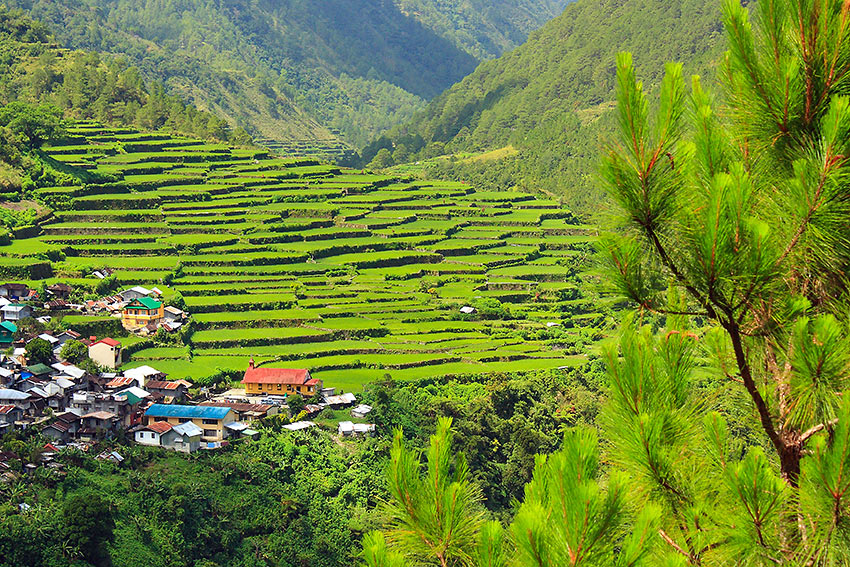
[2,123,603,391]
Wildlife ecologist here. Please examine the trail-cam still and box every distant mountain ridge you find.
[5,0,570,150]
[365,0,727,214]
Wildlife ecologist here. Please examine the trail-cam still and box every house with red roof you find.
[241,359,322,397]
[134,421,173,446]
[88,337,122,369]
[145,380,190,402]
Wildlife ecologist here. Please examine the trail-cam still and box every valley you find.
[2,0,847,565]
[6,123,603,390]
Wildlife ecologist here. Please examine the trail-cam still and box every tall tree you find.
[364,0,850,564]
[598,0,850,560]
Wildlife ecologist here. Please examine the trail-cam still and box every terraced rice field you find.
[6,124,604,390]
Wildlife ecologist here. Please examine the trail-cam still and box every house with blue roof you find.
[143,403,236,442]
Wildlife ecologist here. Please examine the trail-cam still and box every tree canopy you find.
[0,102,64,150]
[364,0,850,564]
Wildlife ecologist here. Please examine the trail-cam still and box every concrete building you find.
[88,337,123,369]
[143,404,236,442]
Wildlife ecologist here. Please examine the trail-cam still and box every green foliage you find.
[14,316,44,340]
[93,275,118,297]
[63,492,115,567]
[1,429,388,567]
[0,205,37,230]
[368,417,487,567]
[0,7,243,144]
[365,0,728,215]
[595,0,850,561]
[286,393,306,416]
[0,101,65,151]
[364,0,850,565]
[361,369,604,517]
[367,423,662,567]
[511,428,660,567]
[59,339,88,364]
[24,337,52,364]
[5,0,570,150]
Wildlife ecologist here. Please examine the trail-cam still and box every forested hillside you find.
[0,7,248,191]
[365,0,727,214]
[6,0,570,150]
[396,0,570,60]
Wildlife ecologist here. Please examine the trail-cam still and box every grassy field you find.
[6,124,605,391]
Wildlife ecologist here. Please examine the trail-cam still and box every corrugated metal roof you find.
[0,389,30,400]
[83,411,117,420]
[172,422,203,437]
[145,404,231,420]
[146,380,181,390]
[126,297,161,310]
[142,421,172,434]
[27,363,53,376]
[124,366,163,380]
[105,376,134,388]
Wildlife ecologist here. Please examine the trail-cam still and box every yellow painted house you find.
[122,297,164,330]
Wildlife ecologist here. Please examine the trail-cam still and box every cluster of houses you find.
[84,285,186,335]
[0,281,186,336]
[1,349,374,457]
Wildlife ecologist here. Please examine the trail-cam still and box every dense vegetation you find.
[394,0,570,60]
[363,0,728,216]
[0,369,602,567]
[2,120,602,387]
[0,8,244,143]
[365,0,850,564]
[0,7,252,191]
[5,0,570,150]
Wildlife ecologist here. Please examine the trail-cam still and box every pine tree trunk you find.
[779,431,802,487]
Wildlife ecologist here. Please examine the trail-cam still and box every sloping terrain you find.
[7,0,571,150]
[366,0,727,214]
[5,123,604,388]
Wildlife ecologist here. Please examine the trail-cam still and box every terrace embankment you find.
[6,123,609,390]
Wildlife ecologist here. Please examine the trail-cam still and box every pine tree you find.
[363,0,850,564]
[598,0,850,561]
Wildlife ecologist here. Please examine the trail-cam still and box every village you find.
[0,280,375,475]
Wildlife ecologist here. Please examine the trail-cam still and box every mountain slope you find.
[0,7,247,190]
[7,0,570,150]
[367,0,727,214]
[396,0,571,60]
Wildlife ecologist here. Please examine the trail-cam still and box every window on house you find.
[202,419,218,425]
[276,384,282,390]
[179,418,190,423]
[203,429,216,437]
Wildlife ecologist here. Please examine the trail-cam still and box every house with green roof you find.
[25,363,54,378]
[122,297,164,331]
[0,321,16,346]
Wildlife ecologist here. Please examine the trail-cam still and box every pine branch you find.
[645,227,718,320]
[799,418,839,444]
[723,314,784,454]
[658,529,694,563]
